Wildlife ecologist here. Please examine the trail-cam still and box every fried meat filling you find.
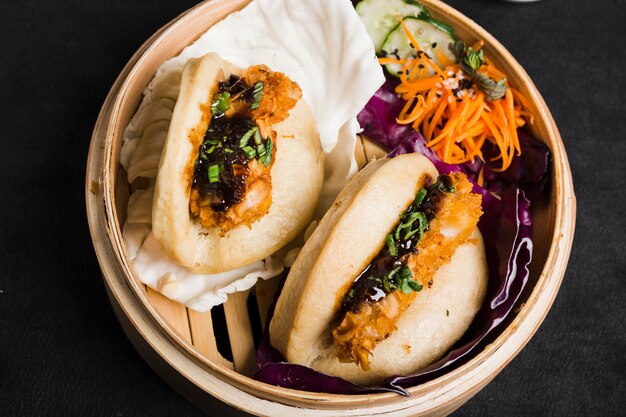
[332,173,482,369]
[189,65,302,235]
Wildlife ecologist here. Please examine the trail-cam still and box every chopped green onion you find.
[253,129,263,146]
[205,145,216,154]
[395,212,419,240]
[251,81,264,110]
[256,142,266,158]
[210,92,231,116]
[407,279,423,293]
[242,146,256,159]
[403,212,428,240]
[208,164,220,183]
[239,127,258,148]
[386,234,397,257]
[259,137,273,166]
[382,266,400,292]
[437,179,456,193]
[414,188,427,206]
[397,267,422,294]
[400,279,412,294]
[223,148,234,154]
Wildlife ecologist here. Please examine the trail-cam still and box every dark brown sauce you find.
[339,175,454,315]
[191,75,264,213]
[193,116,256,212]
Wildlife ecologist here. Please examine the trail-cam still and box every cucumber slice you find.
[416,13,455,37]
[356,0,424,51]
[380,16,457,77]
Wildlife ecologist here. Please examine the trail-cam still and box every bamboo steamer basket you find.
[85,0,576,415]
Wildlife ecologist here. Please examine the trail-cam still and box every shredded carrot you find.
[399,19,445,78]
[377,57,406,66]
[387,19,534,171]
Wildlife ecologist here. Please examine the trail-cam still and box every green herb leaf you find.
[473,72,508,101]
[449,40,466,66]
[251,82,264,110]
[208,164,220,183]
[239,127,258,148]
[210,92,231,116]
[448,40,507,101]
[465,47,484,71]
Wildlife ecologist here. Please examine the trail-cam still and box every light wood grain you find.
[354,135,369,169]
[223,290,257,376]
[361,137,388,164]
[85,0,576,414]
[187,308,233,369]
[254,277,281,329]
[145,287,192,343]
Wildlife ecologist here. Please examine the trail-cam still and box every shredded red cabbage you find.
[254,81,550,395]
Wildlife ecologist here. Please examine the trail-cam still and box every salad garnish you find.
[378,18,534,171]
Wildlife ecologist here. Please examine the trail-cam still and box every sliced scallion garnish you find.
[242,146,256,159]
[250,81,264,110]
[414,188,427,206]
[208,164,220,183]
[386,234,397,257]
[259,137,273,166]
[239,127,258,148]
[210,92,231,116]
[253,129,263,146]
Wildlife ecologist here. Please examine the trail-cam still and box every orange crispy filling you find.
[189,159,273,234]
[189,65,301,235]
[332,173,482,370]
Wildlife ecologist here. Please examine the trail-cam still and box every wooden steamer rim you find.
[85,0,576,415]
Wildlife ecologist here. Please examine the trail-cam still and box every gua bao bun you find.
[269,153,488,385]
[152,53,324,274]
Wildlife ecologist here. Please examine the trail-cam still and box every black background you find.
[1,0,625,416]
